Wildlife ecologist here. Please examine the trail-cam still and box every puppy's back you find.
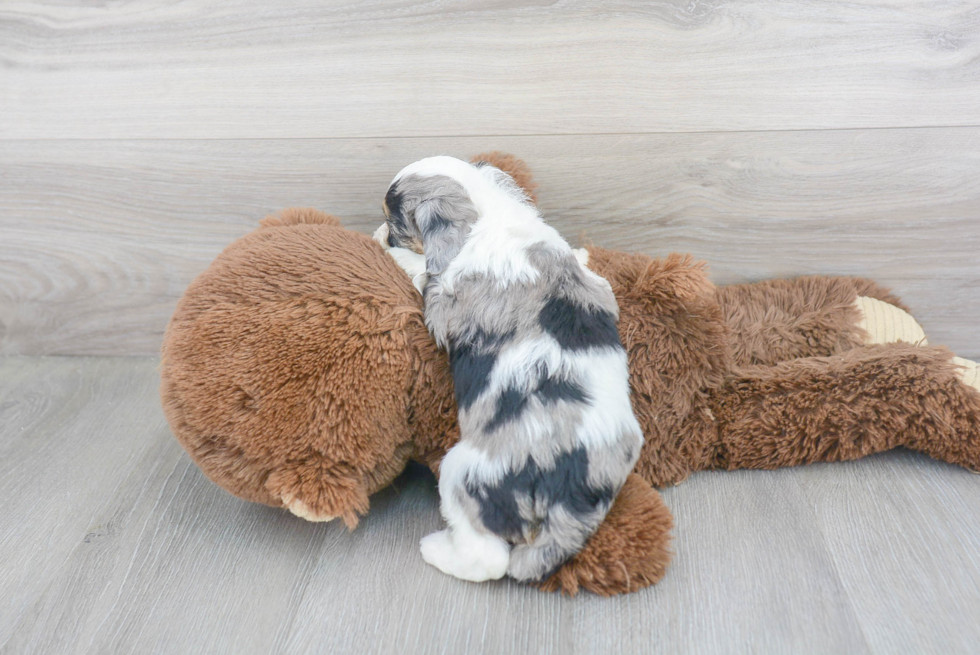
[443,246,642,581]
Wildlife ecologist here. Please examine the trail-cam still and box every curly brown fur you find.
[162,208,421,528]
[715,276,912,367]
[258,206,342,228]
[708,343,980,472]
[585,248,732,487]
[537,474,673,595]
[717,277,867,366]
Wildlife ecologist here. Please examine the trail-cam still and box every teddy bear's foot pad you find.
[855,296,927,346]
[282,496,335,523]
[952,356,980,395]
[855,296,980,395]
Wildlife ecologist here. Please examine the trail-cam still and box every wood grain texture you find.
[2,129,978,357]
[0,357,172,647]
[1,357,979,653]
[1,1,979,139]
[799,452,980,653]
[570,470,871,655]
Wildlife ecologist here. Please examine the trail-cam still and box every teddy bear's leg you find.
[715,276,907,366]
[709,343,980,473]
[952,356,980,392]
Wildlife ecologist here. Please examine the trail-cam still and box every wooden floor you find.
[2,1,980,653]
[0,356,979,654]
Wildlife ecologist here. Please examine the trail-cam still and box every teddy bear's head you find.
[161,208,435,526]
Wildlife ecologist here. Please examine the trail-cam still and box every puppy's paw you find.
[420,529,456,570]
[387,247,426,277]
[573,247,590,269]
[386,248,428,293]
[420,529,510,582]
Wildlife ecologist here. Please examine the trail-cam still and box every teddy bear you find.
[160,153,980,596]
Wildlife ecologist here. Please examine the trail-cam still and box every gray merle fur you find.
[385,165,642,582]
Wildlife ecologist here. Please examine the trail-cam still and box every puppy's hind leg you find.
[420,445,511,582]
[420,520,510,583]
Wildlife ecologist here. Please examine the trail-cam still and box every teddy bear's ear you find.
[470,152,538,205]
[259,207,342,228]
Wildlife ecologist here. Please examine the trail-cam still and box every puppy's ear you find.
[415,193,478,277]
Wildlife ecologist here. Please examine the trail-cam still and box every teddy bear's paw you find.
[420,528,510,582]
[855,296,928,346]
[282,495,336,523]
[267,462,370,529]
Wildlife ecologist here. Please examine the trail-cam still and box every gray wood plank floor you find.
[1,356,979,654]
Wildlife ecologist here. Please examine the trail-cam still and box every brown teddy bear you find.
[160,153,980,596]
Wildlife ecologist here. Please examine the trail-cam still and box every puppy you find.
[380,156,642,583]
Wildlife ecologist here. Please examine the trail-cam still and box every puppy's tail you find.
[505,499,611,583]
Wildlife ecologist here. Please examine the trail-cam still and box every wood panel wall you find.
[1,1,978,356]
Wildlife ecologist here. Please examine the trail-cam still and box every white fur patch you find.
[573,348,643,450]
[387,248,428,293]
[421,441,512,581]
[375,222,429,293]
[488,335,564,393]
[419,527,510,582]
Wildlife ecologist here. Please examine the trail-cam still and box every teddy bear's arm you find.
[707,343,980,473]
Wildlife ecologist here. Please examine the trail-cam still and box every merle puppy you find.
[379,156,642,583]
